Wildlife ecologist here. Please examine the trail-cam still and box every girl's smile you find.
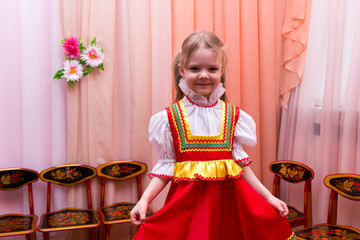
[179,46,224,100]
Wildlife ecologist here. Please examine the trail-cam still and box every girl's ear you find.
[219,67,224,79]
[178,64,185,78]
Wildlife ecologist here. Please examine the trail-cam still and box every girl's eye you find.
[189,67,199,71]
[209,67,219,71]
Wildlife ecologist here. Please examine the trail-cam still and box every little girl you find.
[130,31,296,240]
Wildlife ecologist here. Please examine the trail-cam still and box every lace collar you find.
[178,78,225,107]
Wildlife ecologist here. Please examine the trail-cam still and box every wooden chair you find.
[295,173,360,239]
[37,164,100,240]
[0,168,39,239]
[269,160,314,228]
[97,160,155,240]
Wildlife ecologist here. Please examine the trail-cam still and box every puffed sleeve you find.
[148,110,175,179]
[232,109,257,167]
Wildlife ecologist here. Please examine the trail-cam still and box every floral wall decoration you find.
[52,36,105,88]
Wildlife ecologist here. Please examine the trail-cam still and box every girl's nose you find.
[199,71,209,79]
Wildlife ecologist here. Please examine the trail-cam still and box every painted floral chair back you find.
[0,168,39,240]
[324,174,360,224]
[295,173,360,240]
[37,164,100,240]
[269,160,314,228]
[96,160,155,240]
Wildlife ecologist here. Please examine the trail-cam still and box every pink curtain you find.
[278,0,360,228]
[281,0,312,109]
[0,0,67,239]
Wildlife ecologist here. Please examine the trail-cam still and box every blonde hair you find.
[172,31,229,103]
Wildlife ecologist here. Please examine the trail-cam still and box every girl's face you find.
[179,46,224,100]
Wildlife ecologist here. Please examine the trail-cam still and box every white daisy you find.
[81,45,105,68]
[63,60,83,82]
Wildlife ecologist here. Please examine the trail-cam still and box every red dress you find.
[134,100,296,240]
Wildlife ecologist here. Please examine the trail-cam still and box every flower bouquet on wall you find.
[52,36,105,88]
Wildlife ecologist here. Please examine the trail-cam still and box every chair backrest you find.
[40,164,96,212]
[96,160,147,207]
[0,168,39,215]
[324,173,360,224]
[269,160,314,196]
[269,160,315,227]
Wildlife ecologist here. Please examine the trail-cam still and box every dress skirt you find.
[134,177,296,240]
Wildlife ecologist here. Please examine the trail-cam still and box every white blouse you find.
[148,80,257,178]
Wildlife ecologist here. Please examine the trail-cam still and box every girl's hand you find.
[130,200,149,225]
[267,195,289,218]
[129,177,170,225]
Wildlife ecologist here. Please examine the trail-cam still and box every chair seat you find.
[38,208,100,232]
[98,202,155,224]
[287,205,305,221]
[0,214,37,237]
[295,223,360,239]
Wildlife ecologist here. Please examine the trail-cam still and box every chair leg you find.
[98,225,102,240]
[99,224,105,240]
[105,225,111,240]
[25,232,37,240]
[90,228,96,240]
[43,232,49,240]
[31,232,37,240]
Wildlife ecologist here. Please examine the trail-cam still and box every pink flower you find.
[62,36,80,59]
[80,45,105,68]
[63,60,83,81]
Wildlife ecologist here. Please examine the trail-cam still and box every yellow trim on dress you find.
[173,160,243,182]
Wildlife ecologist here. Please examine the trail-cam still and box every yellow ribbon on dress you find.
[173,159,244,182]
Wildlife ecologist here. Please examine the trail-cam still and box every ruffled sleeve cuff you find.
[149,159,175,179]
[232,146,253,167]
[235,157,253,167]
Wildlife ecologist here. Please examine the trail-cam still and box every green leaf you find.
[98,64,104,71]
[53,69,65,79]
[83,68,89,76]
[87,65,94,74]
[59,38,66,45]
[90,37,97,46]
[79,43,86,52]
[68,80,74,88]
[79,59,87,65]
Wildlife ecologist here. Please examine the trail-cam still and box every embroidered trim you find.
[185,95,219,108]
[149,173,173,179]
[168,100,237,152]
[236,157,252,167]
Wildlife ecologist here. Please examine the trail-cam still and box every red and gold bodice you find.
[166,99,244,182]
